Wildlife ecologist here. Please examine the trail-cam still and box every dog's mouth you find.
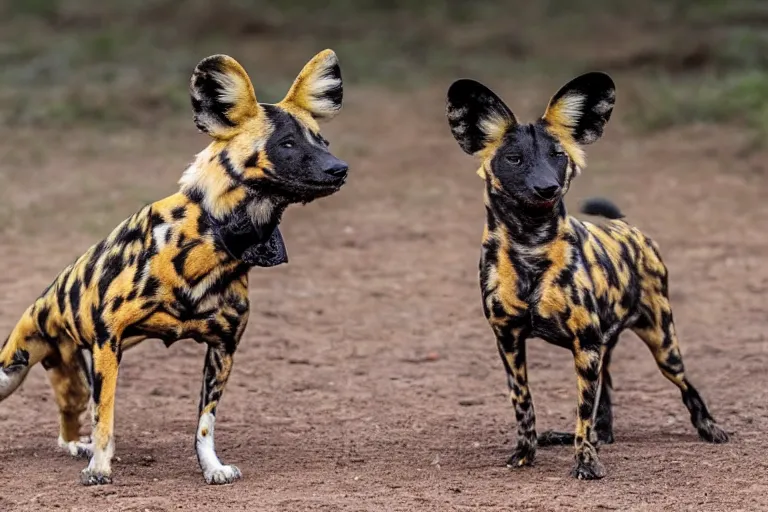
[529,197,560,209]
[274,175,347,203]
[303,175,347,190]
[495,188,561,212]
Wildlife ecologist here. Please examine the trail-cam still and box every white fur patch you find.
[446,105,469,122]
[178,153,204,193]
[194,112,223,136]
[247,198,275,226]
[557,93,587,127]
[303,127,323,148]
[85,435,114,475]
[478,111,511,146]
[211,70,250,107]
[58,435,93,458]
[593,99,613,116]
[580,128,599,144]
[564,162,574,189]
[153,224,171,249]
[452,122,468,138]
[304,73,342,117]
[484,264,499,290]
[196,412,242,484]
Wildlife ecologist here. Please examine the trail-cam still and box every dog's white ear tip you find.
[319,49,337,59]
[307,49,338,67]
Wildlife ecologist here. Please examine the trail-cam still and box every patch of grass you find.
[629,72,768,141]
[0,0,672,128]
[614,0,768,141]
[1,0,767,138]
[714,28,768,71]
[684,0,768,22]
[4,0,60,18]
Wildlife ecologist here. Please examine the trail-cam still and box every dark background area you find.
[3,0,768,135]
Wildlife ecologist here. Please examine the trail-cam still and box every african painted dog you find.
[0,49,348,485]
[446,73,728,479]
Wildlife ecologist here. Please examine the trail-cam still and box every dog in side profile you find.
[445,73,728,479]
[0,49,348,485]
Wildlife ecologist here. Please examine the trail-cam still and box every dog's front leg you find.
[495,326,536,468]
[570,325,605,480]
[81,341,119,485]
[196,341,242,485]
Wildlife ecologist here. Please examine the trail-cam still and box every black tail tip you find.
[580,198,625,220]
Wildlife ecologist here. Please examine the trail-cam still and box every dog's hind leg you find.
[592,338,617,445]
[630,239,729,443]
[631,302,729,444]
[539,338,616,448]
[49,346,93,458]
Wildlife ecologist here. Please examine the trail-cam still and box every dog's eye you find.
[280,140,295,149]
[506,155,522,165]
[552,149,566,157]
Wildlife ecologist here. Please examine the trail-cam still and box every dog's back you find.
[571,199,669,334]
[0,191,239,372]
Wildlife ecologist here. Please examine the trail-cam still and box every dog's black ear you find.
[446,79,517,156]
[542,72,615,146]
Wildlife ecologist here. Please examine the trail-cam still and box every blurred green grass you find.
[1,0,767,139]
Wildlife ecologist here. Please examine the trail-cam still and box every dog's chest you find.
[127,287,247,346]
[123,238,250,344]
[481,239,594,347]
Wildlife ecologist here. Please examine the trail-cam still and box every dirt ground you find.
[0,85,767,511]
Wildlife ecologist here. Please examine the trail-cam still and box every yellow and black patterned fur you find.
[446,74,728,480]
[0,49,348,486]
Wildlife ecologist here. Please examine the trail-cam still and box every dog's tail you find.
[580,197,625,220]
[0,306,53,401]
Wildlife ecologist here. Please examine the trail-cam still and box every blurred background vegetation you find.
[1,0,768,140]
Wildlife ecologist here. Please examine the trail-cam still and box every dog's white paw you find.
[80,467,112,486]
[204,464,242,485]
[58,436,93,459]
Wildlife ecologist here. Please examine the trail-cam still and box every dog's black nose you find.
[534,185,561,200]
[325,162,348,178]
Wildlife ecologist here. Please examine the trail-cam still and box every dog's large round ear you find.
[280,49,343,121]
[542,72,615,145]
[446,79,517,156]
[190,54,259,139]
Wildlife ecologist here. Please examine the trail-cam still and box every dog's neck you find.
[484,185,568,259]
[179,145,288,219]
[211,198,289,267]
[178,147,290,267]
[212,195,285,244]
